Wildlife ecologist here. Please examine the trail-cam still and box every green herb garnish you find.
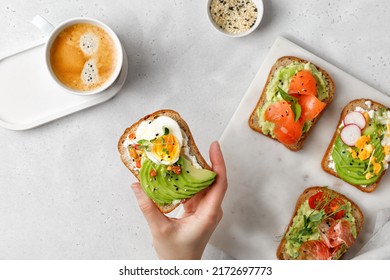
[278,87,302,122]
[137,139,151,151]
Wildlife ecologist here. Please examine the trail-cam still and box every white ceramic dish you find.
[210,36,390,259]
[0,42,128,130]
[206,0,264,38]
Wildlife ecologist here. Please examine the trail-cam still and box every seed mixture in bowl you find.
[210,0,258,35]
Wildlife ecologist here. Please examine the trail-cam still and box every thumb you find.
[131,182,168,229]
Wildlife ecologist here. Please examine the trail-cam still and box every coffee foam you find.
[80,33,99,55]
[81,59,99,85]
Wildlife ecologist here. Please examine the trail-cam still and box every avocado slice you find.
[332,135,384,186]
[362,122,378,136]
[140,156,216,206]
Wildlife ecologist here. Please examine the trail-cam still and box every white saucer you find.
[0,43,128,130]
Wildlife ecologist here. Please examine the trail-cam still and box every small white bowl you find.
[206,0,264,38]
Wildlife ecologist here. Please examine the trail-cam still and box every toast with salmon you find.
[249,56,335,151]
[277,186,364,260]
[322,99,390,192]
[118,110,216,214]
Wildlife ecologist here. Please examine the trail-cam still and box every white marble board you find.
[211,36,390,259]
[0,43,128,130]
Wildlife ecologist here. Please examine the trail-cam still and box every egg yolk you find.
[355,135,370,150]
[384,145,390,155]
[151,134,180,164]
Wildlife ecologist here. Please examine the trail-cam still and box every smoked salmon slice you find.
[265,101,302,145]
[289,70,317,96]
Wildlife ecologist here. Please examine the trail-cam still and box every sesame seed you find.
[210,0,258,34]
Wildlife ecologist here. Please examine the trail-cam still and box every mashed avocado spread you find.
[258,62,329,137]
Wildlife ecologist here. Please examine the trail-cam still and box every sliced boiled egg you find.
[150,133,181,165]
[135,116,183,165]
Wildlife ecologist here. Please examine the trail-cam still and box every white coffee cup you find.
[33,15,123,96]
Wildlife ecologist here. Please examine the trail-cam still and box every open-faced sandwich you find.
[249,56,335,151]
[118,110,216,213]
[277,186,364,260]
[322,99,390,192]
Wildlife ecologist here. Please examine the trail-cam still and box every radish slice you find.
[343,111,366,129]
[340,124,361,146]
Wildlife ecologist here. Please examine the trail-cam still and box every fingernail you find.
[212,140,221,149]
[131,183,141,194]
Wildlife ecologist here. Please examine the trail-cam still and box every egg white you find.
[135,116,183,165]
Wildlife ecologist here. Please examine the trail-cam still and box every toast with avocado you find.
[118,110,216,214]
[322,99,390,192]
[277,186,364,260]
[249,56,335,151]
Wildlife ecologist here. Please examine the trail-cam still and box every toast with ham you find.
[277,186,364,260]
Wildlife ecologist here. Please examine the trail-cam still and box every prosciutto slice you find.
[297,240,331,260]
[319,219,355,248]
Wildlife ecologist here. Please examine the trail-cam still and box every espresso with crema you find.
[50,23,117,92]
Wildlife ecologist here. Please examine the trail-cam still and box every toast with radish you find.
[118,110,216,214]
[322,99,390,192]
[249,56,335,151]
[277,186,364,260]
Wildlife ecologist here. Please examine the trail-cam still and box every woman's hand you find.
[131,141,227,259]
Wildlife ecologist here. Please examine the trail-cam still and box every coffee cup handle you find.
[32,15,54,35]
[0,16,50,59]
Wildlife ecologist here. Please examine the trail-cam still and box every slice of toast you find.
[322,99,390,193]
[277,186,364,260]
[248,56,335,151]
[118,109,213,213]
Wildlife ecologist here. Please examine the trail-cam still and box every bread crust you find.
[276,186,364,260]
[118,109,212,213]
[321,98,389,193]
[248,56,335,151]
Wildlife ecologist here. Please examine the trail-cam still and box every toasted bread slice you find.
[322,99,389,193]
[277,186,364,260]
[118,109,213,213]
[248,56,335,151]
